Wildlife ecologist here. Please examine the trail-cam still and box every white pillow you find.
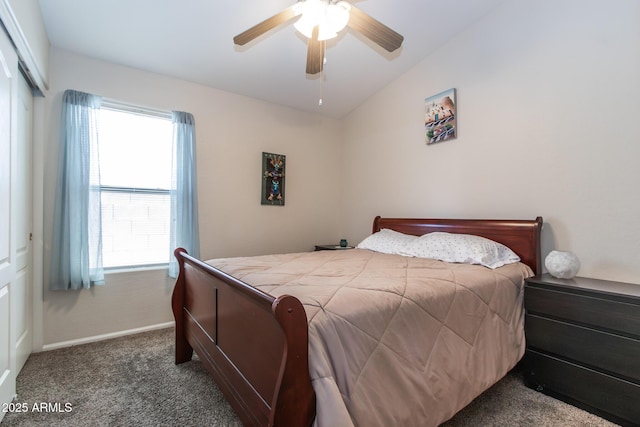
[356,229,418,255]
[398,232,520,269]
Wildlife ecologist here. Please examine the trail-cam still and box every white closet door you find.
[12,72,33,374]
[0,27,19,420]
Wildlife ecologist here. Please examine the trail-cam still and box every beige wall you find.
[341,0,640,283]
[40,49,343,346]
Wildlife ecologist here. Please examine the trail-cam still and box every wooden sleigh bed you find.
[171,216,543,427]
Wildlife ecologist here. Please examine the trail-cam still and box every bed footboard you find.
[171,248,315,427]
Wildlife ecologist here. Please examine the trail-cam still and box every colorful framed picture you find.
[425,88,457,145]
[261,152,286,206]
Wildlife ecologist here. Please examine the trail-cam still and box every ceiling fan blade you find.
[233,5,298,46]
[306,26,325,75]
[347,5,404,52]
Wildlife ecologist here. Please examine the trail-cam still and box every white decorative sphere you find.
[545,250,580,279]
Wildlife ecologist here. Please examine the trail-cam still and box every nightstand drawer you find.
[525,350,640,425]
[525,285,640,338]
[526,314,640,383]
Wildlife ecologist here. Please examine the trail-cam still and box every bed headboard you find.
[372,216,543,275]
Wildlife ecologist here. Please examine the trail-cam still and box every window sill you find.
[104,264,169,275]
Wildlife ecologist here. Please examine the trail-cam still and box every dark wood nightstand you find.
[523,273,640,426]
[314,245,355,251]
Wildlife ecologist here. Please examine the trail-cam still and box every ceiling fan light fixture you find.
[294,0,351,41]
[322,2,351,38]
[233,0,403,77]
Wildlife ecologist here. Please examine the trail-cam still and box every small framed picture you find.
[261,152,286,206]
[425,88,457,144]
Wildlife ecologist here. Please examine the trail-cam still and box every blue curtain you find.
[50,90,104,290]
[169,111,200,278]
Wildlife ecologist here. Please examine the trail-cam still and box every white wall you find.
[341,0,640,283]
[40,48,344,346]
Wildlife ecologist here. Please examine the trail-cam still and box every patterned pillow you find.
[398,232,520,269]
[356,229,418,255]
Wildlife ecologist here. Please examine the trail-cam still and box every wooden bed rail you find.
[171,248,315,427]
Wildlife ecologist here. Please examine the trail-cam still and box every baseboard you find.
[40,321,175,352]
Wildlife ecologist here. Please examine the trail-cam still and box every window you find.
[98,103,173,268]
[51,89,198,289]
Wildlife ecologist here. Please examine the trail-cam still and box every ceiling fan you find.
[233,0,404,75]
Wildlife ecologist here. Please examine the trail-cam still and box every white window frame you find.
[99,100,173,271]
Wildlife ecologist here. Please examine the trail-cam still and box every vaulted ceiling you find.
[39,0,506,118]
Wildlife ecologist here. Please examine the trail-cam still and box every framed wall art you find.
[261,152,286,206]
[425,88,457,145]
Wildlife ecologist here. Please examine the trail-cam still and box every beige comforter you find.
[208,248,532,427]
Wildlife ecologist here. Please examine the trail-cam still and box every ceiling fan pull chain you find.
[318,57,325,106]
[318,61,324,107]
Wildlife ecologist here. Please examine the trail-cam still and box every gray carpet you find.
[1,328,618,427]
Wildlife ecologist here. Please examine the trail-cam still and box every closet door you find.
[0,27,19,419]
[13,71,33,373]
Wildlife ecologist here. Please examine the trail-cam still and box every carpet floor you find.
[1,328,619,426]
